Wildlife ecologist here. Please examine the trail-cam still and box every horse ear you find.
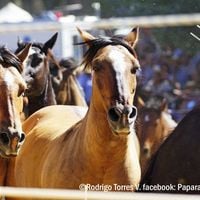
[160,98,168,112]
[134,95,145,110]
[16,43,31,71]
[43,32,58,54]
[124,27,139,48]
[16,43,32,72]
[77,27,95,43]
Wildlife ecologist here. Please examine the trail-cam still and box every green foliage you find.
[99,0,200,17]
[96,0,200,54]
[152,26,200,54]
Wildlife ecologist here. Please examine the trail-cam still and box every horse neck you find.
[44,75,57,105]
[0,157,9,185]
[67,75,87,106]
[78,105,141,185]
[28,74,56,115]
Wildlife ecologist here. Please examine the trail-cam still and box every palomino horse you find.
[15,33,58,118]
[54,58,87,106]
[9,27,141,195]
[140,105,200,193]
[0,45,30,184]
[136,95,177,177]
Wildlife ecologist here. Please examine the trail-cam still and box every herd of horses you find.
[0,27,199,199]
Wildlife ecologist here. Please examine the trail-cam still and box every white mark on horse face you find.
[108,48,126,73]
[29,47,36,56]
[4,70,14,86]
[23,47,35,66]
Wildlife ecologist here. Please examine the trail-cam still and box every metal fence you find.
[1,187,200,200]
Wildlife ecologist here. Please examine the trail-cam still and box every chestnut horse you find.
[10,27,141,196]
[136,95,177,177]
[140,105,200,193]
[15,33,58,118]
[0,45,30,184]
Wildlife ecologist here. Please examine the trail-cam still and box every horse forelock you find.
[29,46,44,57]
[24,45,46,70]
[79,36,137,70]
[0,46,22,72]
[16,42,44,54]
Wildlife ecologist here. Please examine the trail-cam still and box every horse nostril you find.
[108,108,120,122]
[0,132,10,145]
[143,147,149,155]
[129,106,137,119]
[19,132,25,143]
[29,72,35,78]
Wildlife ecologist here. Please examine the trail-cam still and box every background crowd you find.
[136,29,200,121]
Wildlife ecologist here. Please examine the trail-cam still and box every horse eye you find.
[131,67,139,74]
[18,87,26,97]
[18,90,25,97]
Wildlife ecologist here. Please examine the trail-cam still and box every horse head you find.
[16,33,58,97]
[78,27,140,136]
[0,44,30,157]
[137,95,171,175]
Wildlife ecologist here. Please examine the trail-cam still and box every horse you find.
[0,44,30,185]
[8,27,141,196]
[140,105,200,193]
[136,95,177,177]
[54,58,87,106]
[15,33,58,118]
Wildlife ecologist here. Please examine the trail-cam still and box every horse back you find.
[23,105,87,135]
[10,105,87,188]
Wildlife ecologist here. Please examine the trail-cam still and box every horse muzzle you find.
[107,105,137,136]
[0,131,25,158]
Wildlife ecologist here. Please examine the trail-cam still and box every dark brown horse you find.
[140,105,200,193]
[136,95,176,177]
[15,33,58,118]
[0,45,30,184]
[9,27,141,196]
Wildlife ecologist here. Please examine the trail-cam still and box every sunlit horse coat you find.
[8,28,141,199]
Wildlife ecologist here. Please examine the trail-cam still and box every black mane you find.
[0,46,21,71]
[78,36,137,69]
[15,42,43,54]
